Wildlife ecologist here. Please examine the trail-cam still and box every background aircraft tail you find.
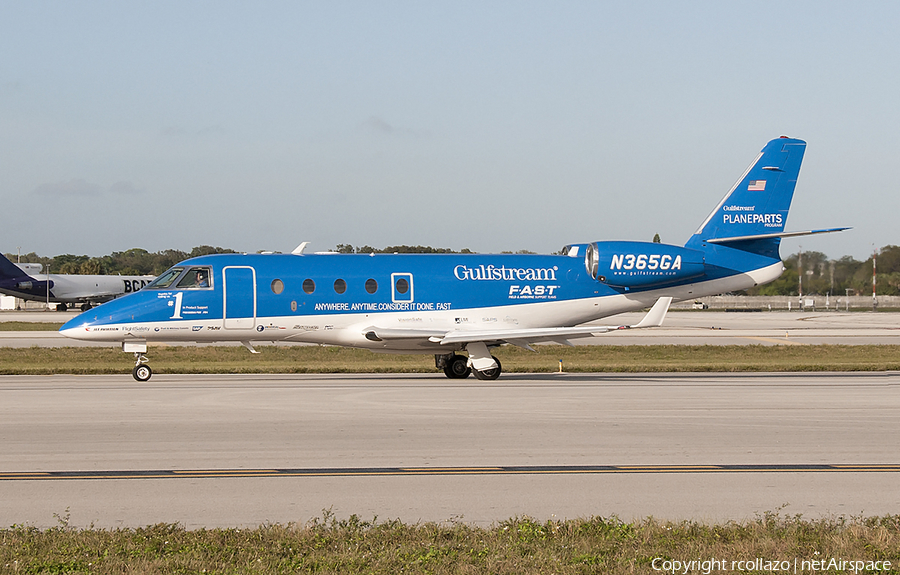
[684,137,806,259]
[0,253,31,281]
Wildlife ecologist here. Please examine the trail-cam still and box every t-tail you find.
[685,136,847,262]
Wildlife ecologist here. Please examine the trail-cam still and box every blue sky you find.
[2,2,898,260]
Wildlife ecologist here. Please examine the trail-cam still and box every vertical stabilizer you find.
[0,253,30,281]
[685,137,806,255]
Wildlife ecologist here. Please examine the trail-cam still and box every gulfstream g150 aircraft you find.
[61,137,846,380]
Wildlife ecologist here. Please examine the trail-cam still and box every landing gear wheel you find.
[443,354,471,379]
[80,303,92,312]
[133,364,152,382]
[472,356,502,380]
[55,303,67,312]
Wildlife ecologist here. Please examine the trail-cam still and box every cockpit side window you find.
[175,266,213,289]
[144,267,184,289]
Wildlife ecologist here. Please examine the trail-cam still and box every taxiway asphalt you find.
[1,372,897,528]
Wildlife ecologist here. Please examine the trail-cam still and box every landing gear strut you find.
[132,351,152,381]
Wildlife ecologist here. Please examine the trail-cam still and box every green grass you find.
[3,344,900,376]
[2,512,897,574]
[0,322,63,331]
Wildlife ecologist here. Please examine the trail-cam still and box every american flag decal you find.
[748,180,766,191]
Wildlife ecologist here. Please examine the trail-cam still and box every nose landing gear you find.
[124,341,151,382]
[132,352,152,381]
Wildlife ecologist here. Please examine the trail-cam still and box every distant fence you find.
[671,295,899,311]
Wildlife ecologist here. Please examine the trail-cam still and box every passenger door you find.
[223,266,256,330]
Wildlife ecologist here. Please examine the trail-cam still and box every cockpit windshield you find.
[175,266,212,289]
[144,267,184,289]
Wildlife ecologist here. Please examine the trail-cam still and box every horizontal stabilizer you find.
[706,227,850,244]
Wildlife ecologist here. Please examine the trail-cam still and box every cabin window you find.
[365,278,378,294]
[144,267,184,289]
[271,279,284,295]
[302,279,315,294]
[175,266,213,289]
[334,279,347,294]
[395,277,409,294]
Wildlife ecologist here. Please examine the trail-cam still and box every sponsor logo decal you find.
[454,264,558,281]
[721,204,782,227]
[192,326,202,332]
[508,285,560,299]
[722,213,783,227]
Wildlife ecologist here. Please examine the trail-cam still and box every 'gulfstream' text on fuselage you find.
[454,265,558,281]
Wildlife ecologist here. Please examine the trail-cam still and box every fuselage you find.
[60,246,782,352]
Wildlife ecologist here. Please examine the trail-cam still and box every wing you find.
[363,297,672,350]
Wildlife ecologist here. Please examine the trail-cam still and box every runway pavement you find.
[1,372,898,528]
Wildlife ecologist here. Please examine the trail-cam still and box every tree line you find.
[4,246,236,276]
[6,244,900,296]
[745,245,900,297]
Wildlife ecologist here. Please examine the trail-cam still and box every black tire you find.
[443,355,471,379]
[133,364,152,382]
[55,303,67,312]
[472,356,502,380]
[80,303,92,312]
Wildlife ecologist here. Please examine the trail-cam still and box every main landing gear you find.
[439,353,471,379]
[435,352,502,380]
[472,356,502,380]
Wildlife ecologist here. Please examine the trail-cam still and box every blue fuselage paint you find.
[60,246,780,352]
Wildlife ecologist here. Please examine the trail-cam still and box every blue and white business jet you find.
[61,137,846,381]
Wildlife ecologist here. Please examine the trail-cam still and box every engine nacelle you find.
[585,241,706,289]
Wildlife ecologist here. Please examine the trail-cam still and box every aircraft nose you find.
[59,326,89,340]
[60,316,95,340]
